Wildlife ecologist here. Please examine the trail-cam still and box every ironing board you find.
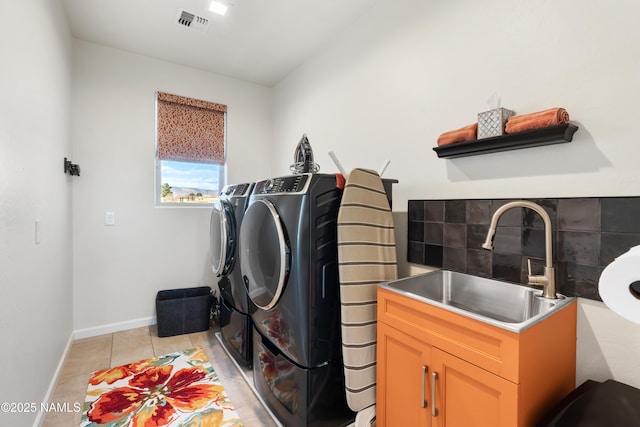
[337,168,398,414]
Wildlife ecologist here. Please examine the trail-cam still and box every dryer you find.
[210,182,254,368]
[239,173,354,427]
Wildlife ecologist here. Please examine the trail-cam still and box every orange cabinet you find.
[378,322,431,426]
[431,347,517,427]
[377,287,576,427]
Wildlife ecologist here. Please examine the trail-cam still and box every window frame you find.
[154,159,226,207]
[154,92,227,207]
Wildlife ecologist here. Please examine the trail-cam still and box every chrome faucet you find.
[482,201,557,299]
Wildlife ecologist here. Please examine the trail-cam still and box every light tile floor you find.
[42,325,276,426]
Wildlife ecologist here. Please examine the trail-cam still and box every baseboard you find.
[33,331,74,427]
[32,317,157,426]
[73,316,156,340]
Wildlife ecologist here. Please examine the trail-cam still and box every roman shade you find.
[156,91,227,164]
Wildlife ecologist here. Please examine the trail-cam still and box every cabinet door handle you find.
[431,372,439,417]
[421,365,429,408]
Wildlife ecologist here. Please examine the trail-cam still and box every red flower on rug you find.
[82,348,242,426]
[87,365,223,425]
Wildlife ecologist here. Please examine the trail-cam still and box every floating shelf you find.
[433,123,578,159]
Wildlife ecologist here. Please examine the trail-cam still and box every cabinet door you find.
[377,322,431,427]
[431,348,518,427]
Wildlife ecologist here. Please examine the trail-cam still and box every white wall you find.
[0,0,73,425]
[71,40,272,334]
[273,0,640,388]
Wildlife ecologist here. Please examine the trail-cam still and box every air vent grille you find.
[176,9,209,32]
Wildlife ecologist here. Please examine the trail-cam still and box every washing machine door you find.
[210,199,236,276]
[240,199,290,310]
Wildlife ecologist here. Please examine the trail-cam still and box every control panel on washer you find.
[254,175,309,195]
[222,183,252,196]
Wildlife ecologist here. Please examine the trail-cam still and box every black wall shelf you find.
[433,123,578,159]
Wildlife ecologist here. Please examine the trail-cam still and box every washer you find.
[239,173,354,427]
[210,182,254,368]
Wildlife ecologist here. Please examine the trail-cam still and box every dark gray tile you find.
[493,226,522,255]
[408,221,424,242]
[467,224,490,250]
[443,247,466,272]
[424,222,444,245]
[424,244,444,267]
[408,200,424,221]
[492,253,522,283]
[444,223,466,249]
[466,249,491,278]
[557,231,600,266]
[466,200,492,225]
[600,233,640,266]
[407,242,424,264]
[406,195,640,303]
[557,262,601,300]
[445,200,466,223]
[424,201,445,222]
[558,198,600,231]
[601,197,640,233]
[522,228,550,259]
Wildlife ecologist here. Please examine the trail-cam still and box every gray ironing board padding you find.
[337,168,398,413]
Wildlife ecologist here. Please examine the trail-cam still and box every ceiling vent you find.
[176,9,209,33]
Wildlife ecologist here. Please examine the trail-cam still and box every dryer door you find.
[240,199,290,310]
[210,199,236,276]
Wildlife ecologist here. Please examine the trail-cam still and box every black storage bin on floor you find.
[156,286,212,337]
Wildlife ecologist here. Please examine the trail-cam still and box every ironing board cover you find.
[337,168,398,412]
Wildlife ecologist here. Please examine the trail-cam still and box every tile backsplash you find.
[407,197,640,300]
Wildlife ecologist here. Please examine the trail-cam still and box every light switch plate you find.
[35,220,41,244]
[104,212,115,226]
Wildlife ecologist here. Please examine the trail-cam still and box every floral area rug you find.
[80,347,243,426]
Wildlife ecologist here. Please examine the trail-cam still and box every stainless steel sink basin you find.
[380,270,575,332]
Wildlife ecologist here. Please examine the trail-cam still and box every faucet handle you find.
[527,258,542,277]
[527,258,549,286]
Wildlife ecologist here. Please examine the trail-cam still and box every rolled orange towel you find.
[505,108,570,134]
[437,123,478,147]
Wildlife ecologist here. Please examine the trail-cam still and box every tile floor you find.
[42,324,276,426]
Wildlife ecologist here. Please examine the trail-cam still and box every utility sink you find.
[380,270,575,332]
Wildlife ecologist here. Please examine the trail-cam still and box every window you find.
[155,91,227,205]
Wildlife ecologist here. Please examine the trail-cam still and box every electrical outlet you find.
[104,212,115,226]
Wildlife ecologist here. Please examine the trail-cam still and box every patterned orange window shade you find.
[156,91,227,164]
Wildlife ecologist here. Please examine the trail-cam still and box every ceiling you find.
[62,0,380,87]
